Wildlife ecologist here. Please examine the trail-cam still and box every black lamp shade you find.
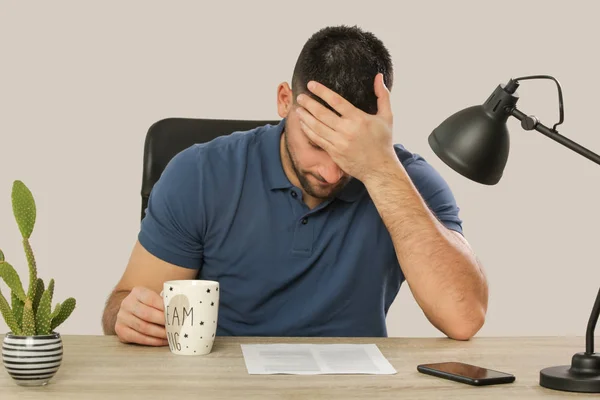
[428,84,519,185]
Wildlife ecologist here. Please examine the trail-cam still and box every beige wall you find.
[1,0,599,338]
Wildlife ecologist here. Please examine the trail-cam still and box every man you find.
[102,25,488,346]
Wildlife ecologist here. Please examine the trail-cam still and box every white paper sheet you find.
[240,343,397,375]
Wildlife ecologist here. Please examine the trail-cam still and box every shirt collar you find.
[262,118,293,191]
[261,118,365,202]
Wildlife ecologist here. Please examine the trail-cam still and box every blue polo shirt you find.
[138,119,463,337]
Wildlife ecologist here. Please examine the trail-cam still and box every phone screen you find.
[421,362,512,380]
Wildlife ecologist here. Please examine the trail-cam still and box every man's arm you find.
[363,157,488,340]
[102,291,130,335]
[294,74,488,340]
[102,240,197,344]
[103,144,205,344]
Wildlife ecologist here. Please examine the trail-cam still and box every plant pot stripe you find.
[3,359,62,368]
[2,347,62,353]
[3,353,62,361]
[3,337,61,345]
[2,339,61,347]
[7,369,59,377]
[4,365,61,372]
[9,373,58,381]
[3,357,63,364]
[3,344,63,352]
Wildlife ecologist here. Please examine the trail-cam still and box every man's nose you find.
[317,163,343,184]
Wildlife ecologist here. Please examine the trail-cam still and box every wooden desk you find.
[1,335,598,399]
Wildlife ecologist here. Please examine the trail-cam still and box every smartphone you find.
[417,361,515,386]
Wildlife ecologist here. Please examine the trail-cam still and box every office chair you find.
[141,117,281,220]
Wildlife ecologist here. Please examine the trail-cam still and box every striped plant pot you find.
[2,332,63,386]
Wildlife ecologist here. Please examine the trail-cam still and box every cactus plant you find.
[0,180,76,336]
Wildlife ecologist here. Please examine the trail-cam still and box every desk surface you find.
[1,335,598,399]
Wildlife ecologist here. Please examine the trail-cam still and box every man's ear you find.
[276,82,293,118]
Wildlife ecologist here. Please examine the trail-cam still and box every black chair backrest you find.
[141,117,281,220]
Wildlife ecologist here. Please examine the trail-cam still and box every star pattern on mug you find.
[165,284,218,353]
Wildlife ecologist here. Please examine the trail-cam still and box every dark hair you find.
[291,25,393,116]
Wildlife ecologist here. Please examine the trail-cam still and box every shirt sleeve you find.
[398,147,464,235]
[138,145,205,270]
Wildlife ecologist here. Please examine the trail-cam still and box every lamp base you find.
[539,352,600,393]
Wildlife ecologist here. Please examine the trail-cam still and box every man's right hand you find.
[102,240,197,345]
[114,286,169,347]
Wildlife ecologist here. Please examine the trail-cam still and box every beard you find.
[283,130,350,200]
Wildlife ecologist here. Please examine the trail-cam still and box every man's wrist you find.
[361,151,405,188]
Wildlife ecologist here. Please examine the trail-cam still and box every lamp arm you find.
[507,105,600,354]
[586,287,600,355]
[509,107,600,166]
[506,75,565,131]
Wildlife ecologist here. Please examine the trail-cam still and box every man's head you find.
[277,25,393,201]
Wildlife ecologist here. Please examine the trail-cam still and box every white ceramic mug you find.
[161,280,220,355]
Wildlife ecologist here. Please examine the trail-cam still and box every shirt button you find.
[301,218,308,225]
[291,191,297,198]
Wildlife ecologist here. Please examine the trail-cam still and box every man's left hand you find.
[295,73,398,182]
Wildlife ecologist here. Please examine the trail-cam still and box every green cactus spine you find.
[0,260,26,302]
[32,278,44,313]
[0,258,26,333]
[12,180,38,300]
[22,239,37,300]
[0,288,21,335]
[11,180,36,239]
[21,298,36,336]
[50,302,61,320]
[36,279,54,335]
[52,297,76,330]
[11,292,24,331]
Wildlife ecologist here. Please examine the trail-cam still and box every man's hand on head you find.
[295,73,399,183]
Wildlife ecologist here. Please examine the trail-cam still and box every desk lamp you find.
[427,75,600,393]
